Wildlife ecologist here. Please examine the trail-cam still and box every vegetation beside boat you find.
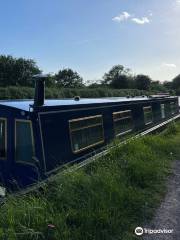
[0,86,149,100]
[1,122,180,240]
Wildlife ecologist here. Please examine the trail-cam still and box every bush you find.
[0,86,150,100]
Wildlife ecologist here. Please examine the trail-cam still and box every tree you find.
[88,83,102,88]
[150,81,166,92]
[111,74,131,89]
[134,74,152,90]
[172,74,180,89]
[163,81,173,90]
[0,55,41,87]
[102,65,133,89]
[55,68,84,88]
[44,74,56,87]
[171,74,180,95]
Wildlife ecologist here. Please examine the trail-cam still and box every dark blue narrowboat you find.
[0,77,179,191]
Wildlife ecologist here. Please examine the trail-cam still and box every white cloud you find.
[112,11,131,22]
[177,0,180,4]
[131,17,150,25]
[161,63,177,68]
[112,12,151,26]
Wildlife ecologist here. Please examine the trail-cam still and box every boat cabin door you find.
[14,119,40,186]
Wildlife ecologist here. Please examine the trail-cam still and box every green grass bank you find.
[0,86,149,100]
[1,122,180,240]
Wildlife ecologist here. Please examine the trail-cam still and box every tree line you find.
[0,55,179,94]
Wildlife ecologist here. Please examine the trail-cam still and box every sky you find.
[0,0,180,82]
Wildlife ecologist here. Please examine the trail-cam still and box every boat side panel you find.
[39,97,179,174]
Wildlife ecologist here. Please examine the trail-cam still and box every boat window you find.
[69,115,104,153]
[15,120,34,163]
[170,102,176,115]
[113,110,133,136]
[161,104,165,119]
[143,106,153,125]
[0,118,7,159]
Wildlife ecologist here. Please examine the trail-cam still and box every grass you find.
[1,122,180,240]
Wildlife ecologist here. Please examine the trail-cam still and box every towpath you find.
[143,160,180,240]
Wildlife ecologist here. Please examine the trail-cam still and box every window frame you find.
[170,102,176,115]
[15,119,35,163]
[113,110,133,137]
[143,106,153,125]
[69,114,104,154]
[0,118,7,160]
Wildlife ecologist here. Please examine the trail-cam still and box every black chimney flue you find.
[33,74,47,107]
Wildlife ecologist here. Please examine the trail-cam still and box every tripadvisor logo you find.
[134,226,174,236]
[135,227,143,236]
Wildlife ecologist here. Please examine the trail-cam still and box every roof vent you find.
[33,74,48,107]
[74,96,80,101]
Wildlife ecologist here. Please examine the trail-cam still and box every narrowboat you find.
[0,77,179,190]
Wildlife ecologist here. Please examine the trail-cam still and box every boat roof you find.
[0,96,176,111]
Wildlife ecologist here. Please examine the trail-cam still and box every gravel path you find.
[143,160,180,240]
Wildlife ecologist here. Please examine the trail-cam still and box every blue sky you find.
[0,0,180,82]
